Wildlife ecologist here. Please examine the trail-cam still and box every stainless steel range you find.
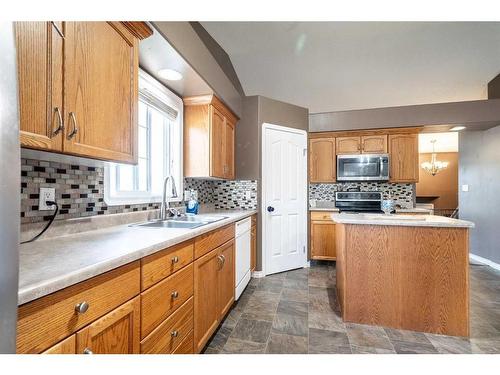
[335,191,383,212]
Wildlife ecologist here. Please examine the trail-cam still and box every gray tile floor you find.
[202,262,500,354]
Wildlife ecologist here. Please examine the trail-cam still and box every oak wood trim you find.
[183,94,239,123]
[120,22,153,40]
[42,335,76,354]
[194,224,235,259]
[309,126,422,139]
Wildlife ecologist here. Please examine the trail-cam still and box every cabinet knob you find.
[171,330,179,338]
[171,256,179,264]
[83,348,93,354]
[171,291,179,299]
[75,301,89,314]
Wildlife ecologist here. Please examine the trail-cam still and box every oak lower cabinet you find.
[309,137,336,183]
[310,211,336,261]
[184,95,238,179]
[389,133,419,183]
[43,335,76,354]
[193,239,235,353]
[76,297,141,354]
[251,217,257,272]
[15,21,152,163]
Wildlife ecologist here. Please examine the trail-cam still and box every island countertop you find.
[331,212,474,228]
[18,209,256,305]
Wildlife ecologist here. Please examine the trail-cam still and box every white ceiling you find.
[419,132,459,153]
[201,22,500,113]
[139,25,212,97]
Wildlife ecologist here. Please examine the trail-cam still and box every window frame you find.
[104,69,183,206]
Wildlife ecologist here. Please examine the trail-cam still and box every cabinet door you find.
[310,221,336,260]
[193,249,220,353]
[336,136,360,154]
[389,134,419,182]
[217,240,235,319]
[309,137,336,182]
[251,225,257,272]
[224,118,235,179]
[76,297,140,354]
[361,135,387,154]
[64,22,138,163]
[43,335,76,354]
[210,106,226,178]
[15,22,64,151]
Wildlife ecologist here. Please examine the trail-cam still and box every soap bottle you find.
[186,189,199,214]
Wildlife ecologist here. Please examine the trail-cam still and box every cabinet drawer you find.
[310,211,336,221]
[141,297,194,354]
[42,335,76,354]
[194,224,234,259]
[172,330,194,354]
[141,263,194,338]
[17,261,140,353]
[141,240,194,291]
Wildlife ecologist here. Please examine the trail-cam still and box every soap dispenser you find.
[186,189,199,214]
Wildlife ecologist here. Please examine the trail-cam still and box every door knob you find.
[267,206,275,213]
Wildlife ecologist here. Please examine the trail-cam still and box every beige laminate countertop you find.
[331,212,474,228]
[18,209,256,305]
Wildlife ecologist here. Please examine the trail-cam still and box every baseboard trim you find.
[469,253,500,271]
[251,270,266,278]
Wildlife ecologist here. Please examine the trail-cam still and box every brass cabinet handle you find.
[67,112,78,139]
[51,21,65,39]
[220,254,226,267]
[52,107,64,137]
[217,255,223,269]
[83,348,93,354]
[171,330,179,338]
[171,291,179,299]
[171,256,179,264]
[75,301,89,314]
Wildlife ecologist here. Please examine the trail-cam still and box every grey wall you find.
[310,99,500,132]
[243,96,309,271]
[152,22,242,117]
[459,126,500,264]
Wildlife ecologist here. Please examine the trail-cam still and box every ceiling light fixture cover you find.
[421,139,449,176]
[157,69,183,81]
[450,126,466,131]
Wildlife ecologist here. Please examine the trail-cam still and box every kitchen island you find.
[332,213,474,337]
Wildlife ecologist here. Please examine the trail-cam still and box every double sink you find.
[132,214,228,229]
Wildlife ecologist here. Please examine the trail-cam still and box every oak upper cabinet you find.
[389,133,419,183]
[336,136,360,154]
[15,21,152,163]
[309,137,336,183]
[15,22,64,151]
[361,135,387,154]
[76,297,141,354]
[193,239,235,353]
[310,212,336,261]
[184,95,238,179]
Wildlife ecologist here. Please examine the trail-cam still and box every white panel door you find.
[263,124,307,275]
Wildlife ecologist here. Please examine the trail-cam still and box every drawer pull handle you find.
[75,301,89,314]
[83,348,93,354]
[171,256,179,264]
[171,291,179,299]
[171,330,179,338]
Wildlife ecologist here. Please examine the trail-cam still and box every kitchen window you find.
[104,70,183,205]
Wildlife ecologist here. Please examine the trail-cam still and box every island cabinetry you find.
[336,223,470,337]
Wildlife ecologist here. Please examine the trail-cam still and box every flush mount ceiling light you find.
[421,139,449,176]
[450,126,466,131]
[157,69,183,81]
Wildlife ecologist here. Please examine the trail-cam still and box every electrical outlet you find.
[184,190,190,201]
[462,184,469,192]
[39,187,56,210]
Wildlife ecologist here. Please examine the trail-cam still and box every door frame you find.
[261,122,308,276]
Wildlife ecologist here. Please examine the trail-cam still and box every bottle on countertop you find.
[186,189,199,214]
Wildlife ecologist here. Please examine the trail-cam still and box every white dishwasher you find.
[235,217,252,300]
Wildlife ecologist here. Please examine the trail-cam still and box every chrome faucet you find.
[160,175,178,220]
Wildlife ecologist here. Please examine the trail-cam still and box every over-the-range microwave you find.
[336,154,390,181]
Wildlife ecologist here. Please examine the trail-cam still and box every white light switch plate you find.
[39,187,56,210]
[461,184,469,192]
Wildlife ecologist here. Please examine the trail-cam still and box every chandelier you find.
[421,139,449,176]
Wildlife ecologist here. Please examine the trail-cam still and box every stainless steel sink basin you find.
[132,215,228,229]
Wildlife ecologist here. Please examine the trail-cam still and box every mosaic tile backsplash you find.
[20,158,257,224]
[309,182,415,209]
